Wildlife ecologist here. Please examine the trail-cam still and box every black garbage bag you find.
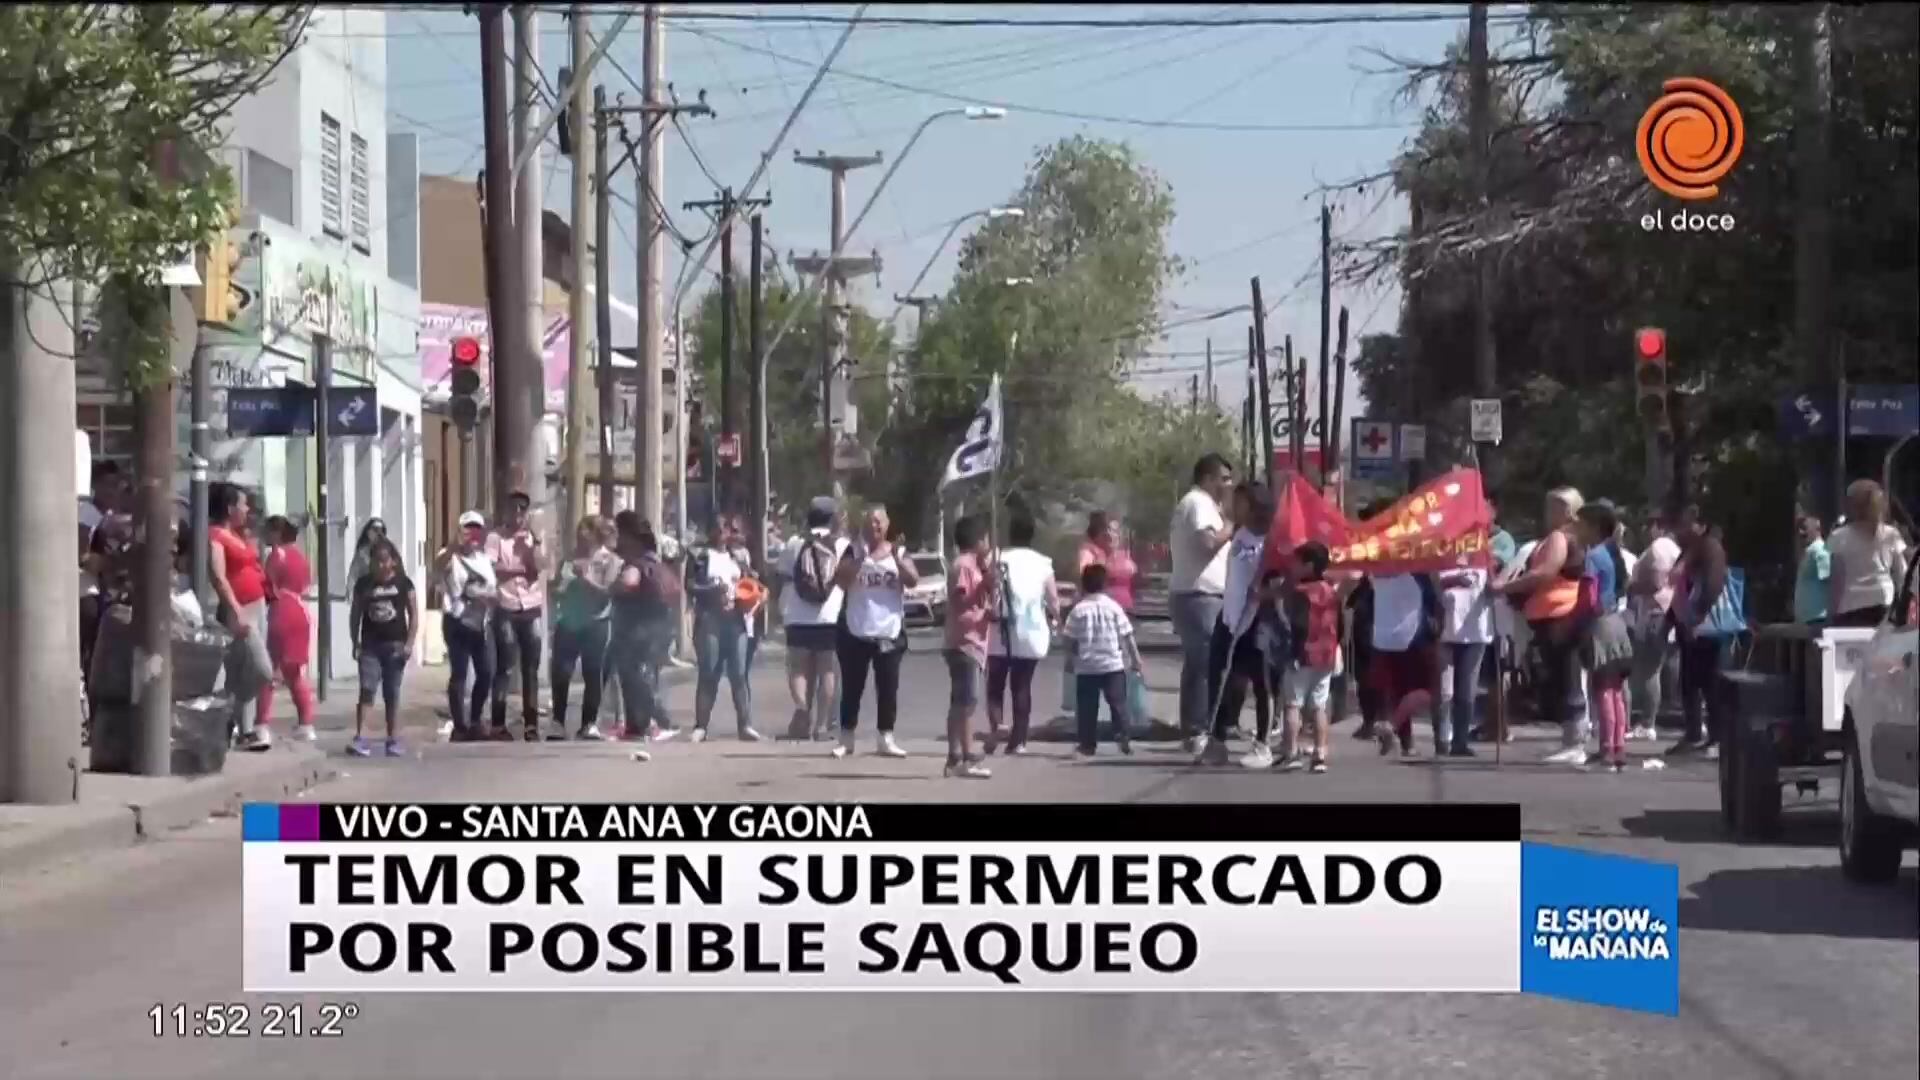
[88,602,138,705]
[172,623,233,701]
[172,695,235,777]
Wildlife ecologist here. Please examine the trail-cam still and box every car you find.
[903,551,946,625]
[1839,553,1919,883]
[1134,572,1170,621]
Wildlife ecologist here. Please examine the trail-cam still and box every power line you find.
[649,9,1519,30]
[686,28,1419,133]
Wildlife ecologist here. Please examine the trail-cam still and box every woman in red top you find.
[1078,512,1138,613]
[262,515,316,741]
[209,483,275,750]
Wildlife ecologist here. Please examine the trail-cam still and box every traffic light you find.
[449,336,484,433]
[195,224,243,325]
[1634,327,1670,436]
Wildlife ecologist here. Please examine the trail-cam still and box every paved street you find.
[0,640,1914,1080]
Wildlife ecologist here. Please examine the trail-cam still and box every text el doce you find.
[278,839,1446,984]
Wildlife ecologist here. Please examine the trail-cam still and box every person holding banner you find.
[1198,481,1278,768]
[832,506,915,761]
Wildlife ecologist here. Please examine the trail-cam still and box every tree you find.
[684,266,892,513]
[871,135,1186,542]
[1341,3,1916,589]
[1,4,310,382]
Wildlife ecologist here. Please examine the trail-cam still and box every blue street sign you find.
[1778,384,1920,440]
[224,385,380,438]
[327,387,380,437]
[226,387,315,437]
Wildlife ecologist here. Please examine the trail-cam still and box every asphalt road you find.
[1,643,1914,1080]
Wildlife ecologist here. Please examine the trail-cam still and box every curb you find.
[0,752,341,881]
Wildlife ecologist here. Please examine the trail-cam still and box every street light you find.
[891,206,1025,323]
[760,105,1007,368]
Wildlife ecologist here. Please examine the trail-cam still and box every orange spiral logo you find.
[1636,77,1745,201]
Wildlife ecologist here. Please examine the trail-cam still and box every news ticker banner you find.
[241,802,1678,1014]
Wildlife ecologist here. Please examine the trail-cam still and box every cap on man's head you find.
[809,496,837,515]
[459,510,486,529]
[509,490,531,506]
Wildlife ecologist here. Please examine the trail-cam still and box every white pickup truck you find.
[1839,555,1919,883]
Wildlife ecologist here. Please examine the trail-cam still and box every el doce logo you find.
[1637,77,1745,201]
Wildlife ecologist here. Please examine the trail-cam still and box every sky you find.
[373,3,1476,435]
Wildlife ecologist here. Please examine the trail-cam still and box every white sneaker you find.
[1631,726,1657,742]
[547,723,570,742]
[1544,746,1589,766]
[737,726,763,743]
[437,720,454,742]
[831,730,855,758]
[945,759,992,779]
[876,733,907,758]
[296,724,318,743]
[1188,734,1211,759]
[689,728,709,745]
[1238,743,1275,769]
[245,727,273,752]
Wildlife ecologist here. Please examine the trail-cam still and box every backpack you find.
[1290,580,1342,669]
[629,554,681,618]
[791,536,837,605]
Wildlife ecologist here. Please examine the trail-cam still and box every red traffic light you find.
[1635,327,1665,360]
[451,337,482,366]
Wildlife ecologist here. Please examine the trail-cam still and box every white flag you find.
[939,375,1003,489]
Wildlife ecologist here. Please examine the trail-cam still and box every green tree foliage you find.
[870,135,1193,542]
[0,4,310,385]
[684,266,892,509]
[1348,3,1917,570]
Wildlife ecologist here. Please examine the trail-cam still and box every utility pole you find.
[1242,332,1255,476]
[684,190,769,520]
[748,214,767,573]
[1467,1,1498,488]
[593,84,616,516]
[1204,337,1214,407]
[1250,278,1273,485]
[564,6,593,528]
[1794,1,1834,519]
[637,3,665,533]
[792,150,883,498]
[480,7,521,523]
[512,6,547,529]
[1317,202,1332,479]
[2,257,83,802]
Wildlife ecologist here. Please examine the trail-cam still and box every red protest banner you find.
[1265,467,1493,576]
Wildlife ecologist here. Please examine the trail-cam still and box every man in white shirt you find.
[1168,452,1235,753]
[777,498,851,740]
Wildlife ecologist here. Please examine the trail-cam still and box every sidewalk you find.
[0,644,720,881]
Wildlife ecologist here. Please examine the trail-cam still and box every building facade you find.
[75,8,424,684]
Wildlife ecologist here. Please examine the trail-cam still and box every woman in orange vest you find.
[1493,487,1590,765]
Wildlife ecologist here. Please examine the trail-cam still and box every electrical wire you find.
[591,8,1521,30]
[685,28,1419,133]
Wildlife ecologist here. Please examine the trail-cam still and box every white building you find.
[74,8,425,684]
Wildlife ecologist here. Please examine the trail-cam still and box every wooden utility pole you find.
[748,214,767,572]
[564,6,593,526]
[593,84,616,515]
[1467,1,1498,487]
[1330,306,1349,491]
[480,7,522,522]
[513,6,547,533]
[685,190,769,524]
[638,3,665,532]
[1204,337,1214,406]
[1794,1,1835,519]
[1250,284,1274,485]
[1317,201,1332,476]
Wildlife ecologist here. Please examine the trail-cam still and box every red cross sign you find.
[1358,422,1392,456]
